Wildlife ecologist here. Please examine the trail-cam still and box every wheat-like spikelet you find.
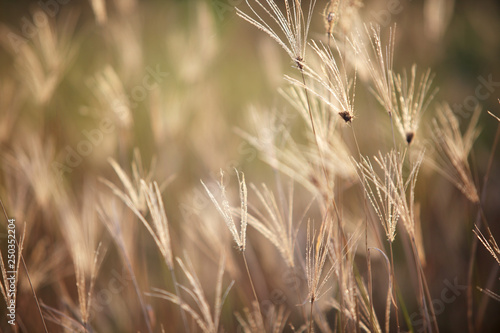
[280,83,333,138]
[429,103,480,203]
[262,127,329,197]
[56,183,105,327]
[282,84,356,176]
[349,24,395,117]
[102,150,156,213]
[147,252,234,333]
[354,153,399,243]
[359,151,437,331]
[0,1,498,331]
[135,180,175,269]
[202,169,248,252]
[0,9,78,106]
[390,149,424,238]
[237,107,325,196]
[285,39,355,123]
[239,101,354,203]
[247,182,297,268]
[115,176,188,333]
[391,64,437,144]
[306,218,335,305]
[305,216,336,333]
[237,0,317,69]
[356,150,424,238]
[327,224,374,331]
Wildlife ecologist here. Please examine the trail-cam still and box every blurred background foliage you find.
[0,0,500,332]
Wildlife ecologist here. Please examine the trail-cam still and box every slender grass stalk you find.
[367,248,375,332]
[18,228,48,333]
[0,199,48,333]
[169,266,190,333]
[202,170,263,321]
[467,113,500,332]
[306,217,335,333]
[389,242,400,332]
[389,114,397,149]
[409,235,439,333]
[3,2,500,332]
[242,252,261,318]
[300,71,330,188]
[98,205,153,333]
[309,298,314,333]
[350,125,379,333]
[476,264,500,331]
[118,237,154,333]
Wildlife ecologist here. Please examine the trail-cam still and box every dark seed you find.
[339,111,352,123]
[406,132,414,144]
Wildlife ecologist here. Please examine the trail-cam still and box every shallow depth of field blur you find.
[1,0,500,332]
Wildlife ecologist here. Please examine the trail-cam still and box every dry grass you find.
[0,1,500,332]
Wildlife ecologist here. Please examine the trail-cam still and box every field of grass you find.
[1,0,500,332]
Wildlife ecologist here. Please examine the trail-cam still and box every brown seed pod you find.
[339,111,353,123]
[295,56,305,70]
[406,131,415,144]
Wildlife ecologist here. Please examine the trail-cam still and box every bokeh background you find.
[0,0,500,332]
